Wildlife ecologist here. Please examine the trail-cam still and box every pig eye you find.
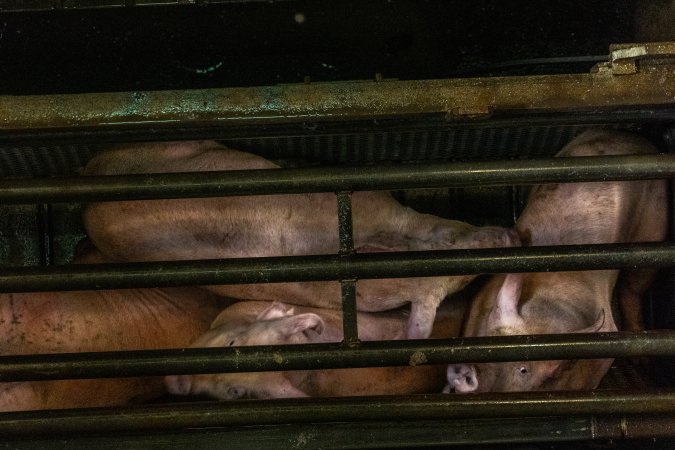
[519,367,529,375]
[228,340,235,346]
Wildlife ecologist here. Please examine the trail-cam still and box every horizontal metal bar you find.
[1,391,675,436]
[2,70,675,139]
[1,155,674,204]
[2,331,674,382]
[0,242,672,293]
[0,417,598,449]
[6,416,675,448]
[0,0,287,13]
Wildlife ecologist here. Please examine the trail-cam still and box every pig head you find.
[446,130,667,393]
[83,140,519,339]
[166,299,467,399]
[166,302,323,399]
[446,273,615,393]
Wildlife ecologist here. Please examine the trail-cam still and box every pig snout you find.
[165,374,193,396]
[445,364,478,393]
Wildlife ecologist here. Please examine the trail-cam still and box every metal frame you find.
[1,46,675,446]
[1,45,675,144]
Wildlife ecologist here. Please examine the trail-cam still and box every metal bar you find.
[6,416,675,449]
[1,155,674,204]
[7,416,675,448]
[0,0,300,13]
[0,417,598,449]
[0,242,673,293]
[1,330,674,381]
[2,71,675,137]
[336,191,359,344]
[340,280,358,345]
[35,204,54,266]
[336,192,355,256]
[1,391,675,436]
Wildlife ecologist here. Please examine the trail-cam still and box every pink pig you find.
[166,298,467,399]
[446,130,667,393]
[0,243,230,411]
[83,141,518,339]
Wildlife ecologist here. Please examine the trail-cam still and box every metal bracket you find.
[593,42,675,75]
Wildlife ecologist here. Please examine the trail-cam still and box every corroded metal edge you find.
[0,49,673,136]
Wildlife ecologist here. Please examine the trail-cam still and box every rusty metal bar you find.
[1,70,675,136]
[1,391,675,436]
[0,242,672,293]
[1,330,674,382]
[1,155,674,204]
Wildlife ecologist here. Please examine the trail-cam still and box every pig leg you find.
[407,293,446,339]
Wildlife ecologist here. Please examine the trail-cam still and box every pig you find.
[165,297,468,399]
[0,243,231,411]
[445,130,668,393]
[82,140,519,339]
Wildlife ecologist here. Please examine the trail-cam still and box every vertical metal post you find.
[36,203,54,266]
[336,191,359,345]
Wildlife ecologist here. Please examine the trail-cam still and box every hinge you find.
[593,42,675,75]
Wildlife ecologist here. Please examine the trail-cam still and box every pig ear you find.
[257,302,295,321]
[263,378,309,398]
[487,273,525,332]
[280,313,325,337]
[574,309,609,333]
[540,359,574,380]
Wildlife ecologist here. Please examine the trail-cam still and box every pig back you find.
[517,130,667,247]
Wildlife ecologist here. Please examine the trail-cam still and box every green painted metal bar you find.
[0,155,674,204]
[1,330,673,382]
[340,280,359,345]
[6,415,675,448]
[0,418,594,449]
[336,191,359,344]
[0,391,674,436]
[0,242,672,293]
[336,191,355,256]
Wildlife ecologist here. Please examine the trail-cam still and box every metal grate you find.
[224,125,600,163]
[0,145,94,178]
[0,125,656,178]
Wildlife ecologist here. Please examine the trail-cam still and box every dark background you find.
[0,0,636,94]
